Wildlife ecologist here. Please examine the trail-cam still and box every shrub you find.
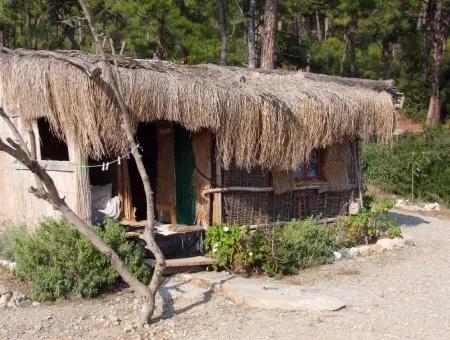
[9,218,150,301]
[205,219,336,277]
[331,197,401,247]
[262,218,336,276]
[204,224,250,272]
[0,223,25,261]
[363,128,450,207]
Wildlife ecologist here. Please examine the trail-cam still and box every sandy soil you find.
[1,210,449,340]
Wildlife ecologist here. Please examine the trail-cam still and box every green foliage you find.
[332,196,401,247]
[264,219,336,275]
[8,218,150,301]
[205,219,336,277]
[204,224,250,272]
[363,128,450,207]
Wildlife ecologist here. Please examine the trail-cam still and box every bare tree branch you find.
[0,108,151,298]
[78,0,166,326]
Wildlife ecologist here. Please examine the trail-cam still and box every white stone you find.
[0,260,16,272]
[349,200,361,215]
[358,245,370,256]
[32,301,40,307]
[333,251,343,261]
[423,202,440,211]
[0,292,12,308]
[376,238,395,251]
[349,247,359,258]
[392,238,405,248]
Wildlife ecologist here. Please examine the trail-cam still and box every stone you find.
[0,285,9,295]
[32,301,40,307]
[376,238,395,251]
[333,251,343,261]
[348,247,359,258]
[392,238,405,248]
[423,202,440,211]
[182,272,346,312]
[0,260,17,272]
[404,238,415,247]
[358,245,370,256]
[371,243,385,254]
[0,292,12,308]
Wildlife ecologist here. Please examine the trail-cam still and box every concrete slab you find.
[181,271,345,312]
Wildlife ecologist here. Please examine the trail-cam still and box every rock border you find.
[333,237,414,261]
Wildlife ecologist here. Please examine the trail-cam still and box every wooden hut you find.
[0,49,403,227]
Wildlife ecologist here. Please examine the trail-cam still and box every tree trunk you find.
[216,0,228,65]
[381,38,391,77]
[315,10,323,42]
[260,0,279,69]
[0,109,151,300]
[419,0,432,81]
[156,17,165,60]
[348,15,357,77]
[78,0,166,326]
[340,16,357,77]
[426,0,448,126]
[247,0,257,68]
[340,26,349,76]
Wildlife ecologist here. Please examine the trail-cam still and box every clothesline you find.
[79,144,142,170]
[10,144,142,171]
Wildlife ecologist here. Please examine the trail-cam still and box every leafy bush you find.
[204,224,250,272]
[205,219,336,277]
[363,128,450,207]
[261,219,336,276]
[0,223,25,261]
[9,218,150,301]
[331,197,401,247]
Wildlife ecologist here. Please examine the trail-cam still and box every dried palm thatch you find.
[0,49,401,170]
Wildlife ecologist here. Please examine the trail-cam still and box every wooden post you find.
[68,138,91,224]
[212,148,223,224]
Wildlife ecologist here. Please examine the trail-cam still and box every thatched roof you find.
[0,48,402,170]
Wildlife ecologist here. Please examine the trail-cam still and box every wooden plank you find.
[146,256,217,268]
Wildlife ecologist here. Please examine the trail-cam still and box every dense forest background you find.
[0,0,449,123]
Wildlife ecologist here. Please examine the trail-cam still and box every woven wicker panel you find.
[223,189,355,225]
[221,163,356,225]
[223,164,270,187]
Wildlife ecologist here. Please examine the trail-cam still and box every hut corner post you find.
[78,0,165,326]
[0,106,151,298]
[68,137,91,224]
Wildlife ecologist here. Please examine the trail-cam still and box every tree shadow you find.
[154,275,236,321]
[388,211,430,228]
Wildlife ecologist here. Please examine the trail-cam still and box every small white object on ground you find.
[333,251,343,261]
[0,260,16,272]
[376,238,395,251]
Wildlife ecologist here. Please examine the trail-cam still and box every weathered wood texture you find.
[0,119,78,225]
[192,129,212,227]
[155,122,176,223]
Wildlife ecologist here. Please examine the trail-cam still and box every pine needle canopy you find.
[0,49,402,170]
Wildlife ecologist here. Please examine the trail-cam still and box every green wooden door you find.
[175,125,196,225]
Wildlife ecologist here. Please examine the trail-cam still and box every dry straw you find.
[0,50,399,170]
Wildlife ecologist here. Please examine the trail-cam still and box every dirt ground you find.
[1,210,449,340]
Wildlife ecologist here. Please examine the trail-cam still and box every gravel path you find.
[1,210,449,340]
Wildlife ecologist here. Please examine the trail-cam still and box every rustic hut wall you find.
[192,129,212,227]
[155,122,176,223]
[0,119,78,226]
[221,141,360,225]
